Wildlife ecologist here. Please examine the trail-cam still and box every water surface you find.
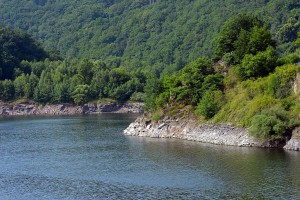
[0,114,299,199]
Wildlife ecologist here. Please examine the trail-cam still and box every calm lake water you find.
[0,114,299,199]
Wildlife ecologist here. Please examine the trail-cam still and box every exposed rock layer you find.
[284,128,300,151]
[124,115,300,151]
[0,101,143,116]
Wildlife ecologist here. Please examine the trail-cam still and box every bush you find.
[130,92,145,102]
[249,106,298,139]
[277,53,300,66]
[155,92,170,108]
[267,64,300,98]
[151,109,164,121]
[195,90,225,119]
[237,46,278,80]
[249,114,285,139]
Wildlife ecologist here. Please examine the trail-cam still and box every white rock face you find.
[124,116,262,147]
[284,136,300,151]
[124,115,300,151]
[284,128,300,151]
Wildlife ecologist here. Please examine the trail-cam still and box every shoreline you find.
[0,101,144,116]
[124,114,300,151]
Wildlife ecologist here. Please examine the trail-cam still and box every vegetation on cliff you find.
[146,15,300,140]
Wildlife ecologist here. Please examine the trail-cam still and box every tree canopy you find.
[0,0,299,72]
[214,14,276,65]
[0,27,48,80]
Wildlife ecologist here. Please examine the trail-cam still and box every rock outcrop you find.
[284,128,300,151]
[84,102,144,114]
[0,101,144,116]
[124,115,300,151]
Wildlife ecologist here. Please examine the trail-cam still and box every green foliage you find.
[0,6,300,143]
[215,14,276,65]
[247,25,276,55]
[72,84,90,106]
[296,31,300,45]
[215,14,261,62]
[53,81,71,103]
[0,80,15,101]
[0,0,298,71]
[145,57,226,115]
[26,73,39,99]
[249,113,285,139]
[0,57,146,104]
[155,92,170,108]
[237,46,278,80]
[110,79,136,101]
[151,108,164,121]
[214,64,300,132]
[33,70,53,103]
[201,73,224,93]
[277,53,300,65]
[14,74,28,99]
[159,57,217,106]
[145,56,226,119]
[0,27,48,80]
[276,17,300,44]
[144,76,162,110]
[78,59,93,85]
[130,92,145,102]
[249,106,298,139]
[276,16,300,55]
[267,64,300,98]
[196,90,225,119]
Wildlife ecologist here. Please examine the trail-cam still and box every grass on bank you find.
[212,64,300,139]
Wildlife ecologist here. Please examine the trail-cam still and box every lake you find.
[0,114,299,199]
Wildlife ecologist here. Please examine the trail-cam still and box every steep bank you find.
[124,115,300,151]
[0,101,143,116]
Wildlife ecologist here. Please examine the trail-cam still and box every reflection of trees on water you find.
[127,137,300,198]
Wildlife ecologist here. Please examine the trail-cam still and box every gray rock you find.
[284,128,300,151]
[82,104,90,114]
[59,105,65,111]
[0,101,144,116]
[124,115,300,150]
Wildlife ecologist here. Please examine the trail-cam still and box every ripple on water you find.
[0,115,299,199]
[0,173,229,200]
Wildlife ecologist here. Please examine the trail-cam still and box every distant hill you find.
[0,0,299,71]
[0,27,48,80]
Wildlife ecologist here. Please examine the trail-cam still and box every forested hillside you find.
[0,0,299,72]
[0,1,300,139]
[0,28,147,105]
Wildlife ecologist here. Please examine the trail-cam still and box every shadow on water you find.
[126,136,300,199]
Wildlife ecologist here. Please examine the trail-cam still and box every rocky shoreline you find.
[0,101,144,116]
[124,115,300,151]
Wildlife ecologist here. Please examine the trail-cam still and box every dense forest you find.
[0,1,300,139]
[0,0,299,73]
[0,27,147,104]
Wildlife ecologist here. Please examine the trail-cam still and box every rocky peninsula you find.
[0,101,144,116]
[124,114,300,151]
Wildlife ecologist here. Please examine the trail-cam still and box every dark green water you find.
[0,114,299,199]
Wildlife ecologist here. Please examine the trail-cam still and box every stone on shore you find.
[124,115,300,151]
[0,101,144,116]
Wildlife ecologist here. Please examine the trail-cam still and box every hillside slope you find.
[0,0,299,71]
